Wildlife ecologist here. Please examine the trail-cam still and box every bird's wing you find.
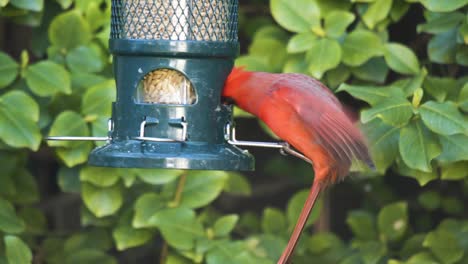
[270,77,373,180]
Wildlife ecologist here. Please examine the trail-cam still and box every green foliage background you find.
[0,0,467,263]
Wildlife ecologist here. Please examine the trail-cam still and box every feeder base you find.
[88,140,254,171]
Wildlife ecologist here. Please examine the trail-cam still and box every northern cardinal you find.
[222,67,374,264]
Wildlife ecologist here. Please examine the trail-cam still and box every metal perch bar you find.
[225,123,312,165]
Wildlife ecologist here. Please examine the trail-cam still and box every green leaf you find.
[306,38,342,78]
[307,232,344,255]
[418,191,441,211]
[0,198,25,234]
[337,84,404,105]
[0,91,41,150]
[24,60,71,96]
[18,207,47,235]
[132,192,166,228]
[58,166,81,193]
[82,183,123,217]
[377,202,408,242]
[283,54,309,75]
[80,167,120,187]
[390,0,410,21]
[57,141,93,167]
[148,207,204,250]
[49,11,92,51]
[405,252,439,264]
[223,172,252,196]
[342,30,383,66]
[235,55,271,72]
[384,43,420,75]
[362,119,400,173]
[4,235,32,264]
[253,25,289,43]
[326,64,351,89]
[396,162,437,185]
[423,76,458,102]
[324,11,355,38]
[48,111,89,148]
[0,0,8,7]
[165,171,228,209]
[423,230,464,264]
[287,32,316,53]
[441,197,463,215]
[270,0,320,33]
[213,214,239,237]
[66,45,105,73]
[417,12,464,34]
[65,249,116,264]
[361,96,413,126]
[437,134,468,162]
[419,0,468,12]
[428,29,458,64]
[136,169,182,185]
[0,52,19,88]
[441,161,468,180]
[420,101,467,135]
[261,208,287,235]
[55,0,73,8]
[456,45,468,66]
[362,0,393,29]
[399,120,442,172]
[351,57,389,83]
[113,225,153,251]
[287,189,322,229]
[10,0,43,11]
[248,38,287,72]
[357,241,387,264]
[346,210,377,241]
[8,169,39,205]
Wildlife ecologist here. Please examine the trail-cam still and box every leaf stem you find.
[160,171,188,264]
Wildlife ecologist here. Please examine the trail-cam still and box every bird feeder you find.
[47,0,311,171]
[48,0,253,170]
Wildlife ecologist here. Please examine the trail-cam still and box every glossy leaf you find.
[361,96,413,126]
[49,10,92,50]
[286,32,316,53]
[0,91,41,150]
[4,235,32,264]
[80,167,120,187]
[223,172,252,196]
[306,38,342,78]
[441,161,468,180]
[81,80,115,119]
[417,12,464,34]
[48,111,88,148]
[418,191,441,211]
[10,0,43,11]
[136,169,182,185]
[362,0,393,29]
[148,207,204,250]
[261,208,287,235]
[58,166,81,193]
[213,214,239,237]
[384,43,420,75]
[0,52,18,88]
[423,230,464,264]
[248,38,287,72]
[0,198,25,234]
[287,189,322,229]
[24,60,71,97]
[342,30,383,66]
[132,192,166,228]
[423,76,458,102]
[337,84,404,105]
[351,57,389,83]
[377,202,408,242]
[437,134,468,162]
[165,171,228,209]
[419,0,468,12]
[399,120,442,172]
[362,119,400,173]
[66,45,105,73]
[82,183,123,217]
[113,225,153,251]
[420,101,467,135]
[428,29,458,64]
[346,210,378,240]
[270,0,320,33]
[65,249,116,264]
[324,11,355,38]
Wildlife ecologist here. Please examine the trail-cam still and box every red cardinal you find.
[222,67,374,264]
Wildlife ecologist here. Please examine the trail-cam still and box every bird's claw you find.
[279,142,313,165]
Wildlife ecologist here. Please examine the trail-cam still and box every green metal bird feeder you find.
[48,0,254,170]
[47,0,313,170]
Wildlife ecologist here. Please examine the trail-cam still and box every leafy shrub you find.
[0,0,467,263]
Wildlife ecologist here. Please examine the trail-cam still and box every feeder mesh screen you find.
[111,0,238,41]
